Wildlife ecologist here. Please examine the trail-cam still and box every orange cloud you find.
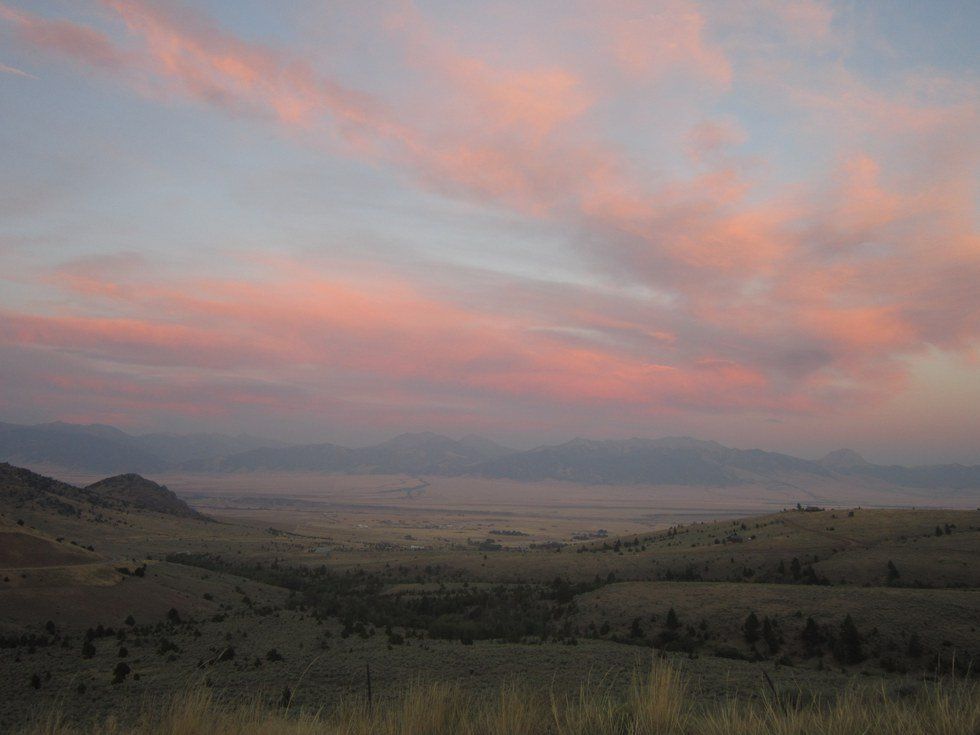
[596,0,732,86]
[0,2,130,69]
[0,259,796,418]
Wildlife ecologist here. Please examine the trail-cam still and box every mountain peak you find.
[820,448,869,468]
[378,432,455,448]
[457,434,515,460]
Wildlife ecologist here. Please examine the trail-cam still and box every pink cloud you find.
[595,0,732,87]
[1,3,130,69]
[1,0,977,439]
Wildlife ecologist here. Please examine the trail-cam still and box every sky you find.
[0,0,978,463]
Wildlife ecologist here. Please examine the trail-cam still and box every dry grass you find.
[17,661,979,735]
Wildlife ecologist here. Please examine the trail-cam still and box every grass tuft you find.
[15,660,980,735]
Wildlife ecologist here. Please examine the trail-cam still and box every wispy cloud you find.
[0,60,35,78]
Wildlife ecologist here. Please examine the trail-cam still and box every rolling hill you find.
[84,474,206,519]
[0,463,203,520]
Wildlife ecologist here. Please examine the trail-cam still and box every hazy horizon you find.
[1,1,978,466]
[3,414,980,467]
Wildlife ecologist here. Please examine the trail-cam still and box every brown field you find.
[0,530,97,567]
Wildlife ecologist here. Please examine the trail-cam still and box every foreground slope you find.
[0,464,290,635]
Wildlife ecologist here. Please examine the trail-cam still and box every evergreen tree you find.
[833,614,864,665]
[112,661,131,684]
[629,617,644,638]
[907,632,924,658]
[886,561,900,585]
[743,612,761,644]
[762,616,781,653]
[800,616,823,655]
[790,557,802,580]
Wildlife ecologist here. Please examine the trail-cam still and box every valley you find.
[1,460,978,731]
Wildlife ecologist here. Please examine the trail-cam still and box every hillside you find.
[0,463,205,521]
[85,474,205,520]
[0,462,116,514]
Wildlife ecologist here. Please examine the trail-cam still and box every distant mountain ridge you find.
[192,431,516,475]
[1,420,979,490]
[0,421,284,474]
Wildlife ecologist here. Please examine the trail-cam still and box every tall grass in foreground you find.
[20,661,980,735]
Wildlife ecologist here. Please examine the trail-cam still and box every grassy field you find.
[15,660,979,735]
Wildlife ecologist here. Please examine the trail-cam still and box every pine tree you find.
[112,661,131,684]
[762,616,781,653]
[801,616,823,655]
[743,612,761,644]
[886,561,900,585]
[907,632,924,658]
[629,617,644,638]
[790,557,802,580]
[833,614,864,664]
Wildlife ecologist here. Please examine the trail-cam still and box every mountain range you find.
[1,420,979,490]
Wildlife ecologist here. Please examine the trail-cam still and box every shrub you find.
[112,661,131,684]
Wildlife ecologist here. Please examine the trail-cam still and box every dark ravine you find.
[1,420,979,489]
